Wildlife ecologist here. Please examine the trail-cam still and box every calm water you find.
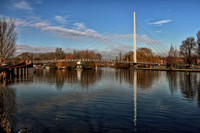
[1,68,200,133]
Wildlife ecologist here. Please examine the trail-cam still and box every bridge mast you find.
[133,12,137,64]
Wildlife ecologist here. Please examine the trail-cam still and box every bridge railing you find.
[33,59,165,65]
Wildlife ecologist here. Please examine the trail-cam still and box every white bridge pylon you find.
[133,12,137,64]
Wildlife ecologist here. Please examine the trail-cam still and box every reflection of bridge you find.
[33,59,163,65]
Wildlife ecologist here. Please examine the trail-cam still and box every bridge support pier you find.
[130,63,137,69]
[25,68,28,80]
[11,69,14,78]
[18,68,20,77]
[9,68,13,79]
[133,63,137,69]
[18,68,20,78]
[14,68,17,76]
[22,67,25,80]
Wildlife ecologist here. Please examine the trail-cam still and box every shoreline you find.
[135,68,200,72]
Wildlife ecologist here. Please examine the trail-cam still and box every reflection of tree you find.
[198,84,200,107]
[79,70,102,88]
[115,69,132,85]
[180,73,198,100]
[65,70,77,84]
[34,69,102,89]
[113,69,160,90]
[0,86,16,132]
[167,72,178,95]
[56,70,66,91]
[136,70,160,90]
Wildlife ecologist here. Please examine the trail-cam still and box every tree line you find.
[167,30,200,67]
[114,47,161,68]
[9,48,102,69]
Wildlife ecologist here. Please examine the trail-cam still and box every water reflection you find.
[112,69,160,90]
[77,70,82,81]
[1,69,200,132]
[0,84,16,133]
[34,69,102,90]
[34,69,161,92]
[137,70,160,90]
[56,70,65,91]
[167,72,178,95]
[133,71,137,128]
[167,72,200,107]
[180,73,198,100]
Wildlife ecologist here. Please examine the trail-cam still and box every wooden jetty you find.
[0,61,34,80]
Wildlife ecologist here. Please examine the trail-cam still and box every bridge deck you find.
[6,61,33,69]
[33,59,164,65]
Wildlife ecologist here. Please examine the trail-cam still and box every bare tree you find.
[180,37,196,66]
[55,47,65,59]
[0,17,17,64]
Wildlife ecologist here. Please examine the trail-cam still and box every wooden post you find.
[9,68,11,80]
[22,68,25,80]
[18,68,21,79]
[17,68,19,77]
[14,68,17,76]
[26,68,28,80]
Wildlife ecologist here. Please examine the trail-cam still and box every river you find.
[1,68,200,133]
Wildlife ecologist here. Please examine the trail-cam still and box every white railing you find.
[33,59,164,65]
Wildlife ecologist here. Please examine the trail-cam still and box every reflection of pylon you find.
[134,71,137,128]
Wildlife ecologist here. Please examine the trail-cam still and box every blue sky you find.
[0,0,200,58]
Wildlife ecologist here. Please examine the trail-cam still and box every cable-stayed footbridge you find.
[33,12,169,66]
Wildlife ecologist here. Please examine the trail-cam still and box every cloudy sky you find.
[0,0,200,58]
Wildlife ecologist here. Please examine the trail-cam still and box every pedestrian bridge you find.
[33,59,164,65]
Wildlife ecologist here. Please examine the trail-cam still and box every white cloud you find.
[73,23,86,31]
[149,19,172,26]
[31,22,102,40]
[31,22,50,28]
[156,30,161,33]
[31,0,42,4]
[15,44,122,59]
[15,19,27,26]
[8,16,101,41]
[54,16,66,24]
[13,1,32,10]
[16,44,74,55]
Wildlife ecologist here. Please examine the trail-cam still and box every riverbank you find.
[135,68,200,72]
